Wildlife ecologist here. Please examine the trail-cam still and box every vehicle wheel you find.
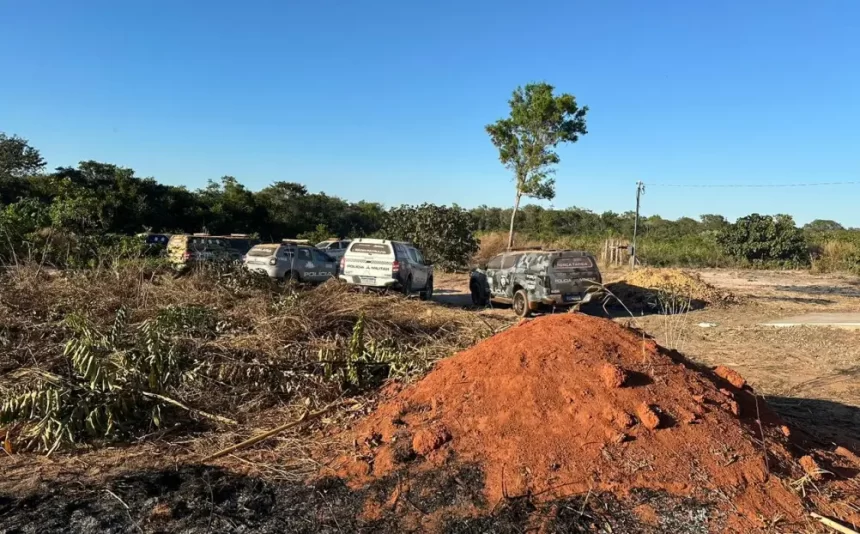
[286,270,301,284]
[419,277,434,301]
[513,289,532,317]
[402,276,413,297]
[470,282,488,306]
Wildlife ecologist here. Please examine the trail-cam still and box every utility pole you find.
[631,181,645,268]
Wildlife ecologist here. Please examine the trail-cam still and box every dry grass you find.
[812,239,860,274]
[605,268,737,312]
[0,262,509,445]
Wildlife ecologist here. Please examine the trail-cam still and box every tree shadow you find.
[765,395,860,454]
[749,295,835,305]
[599,282,708,316]
[776,285,860,298]
[433,292,476,308]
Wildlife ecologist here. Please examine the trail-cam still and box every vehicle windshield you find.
[315,241,331,249]
[553,256,593,270]
[351,243,391,254]
[248,246,276,257]
[227,239,254,254]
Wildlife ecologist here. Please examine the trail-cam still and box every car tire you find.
[470,282,488,306]
[419,277,434,301]
[286,270,301,284]
[402,276,413,297]
[513,289,532,318]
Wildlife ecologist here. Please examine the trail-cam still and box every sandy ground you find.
[433,269,860,450]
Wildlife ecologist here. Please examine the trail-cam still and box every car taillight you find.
[268,257,277,266]
[392,260,400,274]
[339,256,345,271]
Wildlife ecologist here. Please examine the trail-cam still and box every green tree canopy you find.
[486,83,588,249]
[803,219,844,232]
[717,214,808,265]
[381,203,478,270]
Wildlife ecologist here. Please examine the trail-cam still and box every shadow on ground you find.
[767,395,860,453]
[431,283,699,318]
[776,285,860,298]
[749,295,835,305]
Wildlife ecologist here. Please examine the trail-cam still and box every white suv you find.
[244,242,337,283]
[339,238,434,300]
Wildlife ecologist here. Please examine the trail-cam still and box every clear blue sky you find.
[2,1,859,225]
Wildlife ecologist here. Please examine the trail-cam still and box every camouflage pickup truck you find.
[470,249,602,317]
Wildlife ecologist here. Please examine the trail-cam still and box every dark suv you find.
[470,250,602,317]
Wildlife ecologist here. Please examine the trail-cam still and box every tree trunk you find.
[507,191,521,250]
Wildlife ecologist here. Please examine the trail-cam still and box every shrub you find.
[382,203,479,270]
[1,308,193,451]
[298,223,335,246]
[809,234,860,274]
[717,214,809,266]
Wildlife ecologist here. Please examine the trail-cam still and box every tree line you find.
[0,134,388,240]
[1,131,856,269]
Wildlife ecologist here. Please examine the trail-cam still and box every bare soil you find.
[627,269,860,452]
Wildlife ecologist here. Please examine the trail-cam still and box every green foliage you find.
[803,219,845,233]
[197,176,263,235]
[2,130,859,274]
[486,82,588,246]
[23,233,151,269]
[156,305,220,337]
[0,132,386,249]
[717,214,809,266]
[382,203,479,270]
[319,313,429,390]
[0,133,45,183]
[0,307,195,451]
[298,224,335,246]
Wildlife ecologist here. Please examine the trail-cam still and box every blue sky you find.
[2,0,859,225]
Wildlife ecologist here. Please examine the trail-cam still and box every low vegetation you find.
[0,263,508,451]
[475,228,860,273]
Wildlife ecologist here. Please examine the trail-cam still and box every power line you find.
[646,180,860,188]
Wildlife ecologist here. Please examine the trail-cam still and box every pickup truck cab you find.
[339,238,434,300]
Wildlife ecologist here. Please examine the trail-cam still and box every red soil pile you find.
[332,314,855,532]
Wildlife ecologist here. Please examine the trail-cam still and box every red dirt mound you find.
[332,314,853,532]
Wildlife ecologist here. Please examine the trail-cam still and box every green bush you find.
[382,203,479,270]
[297,223,335,246]
[717,214,809,266]
[19,231,152,269]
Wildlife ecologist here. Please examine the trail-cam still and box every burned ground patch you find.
[0,463,722,534]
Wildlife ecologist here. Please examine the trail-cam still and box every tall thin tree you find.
[486,83,588,249]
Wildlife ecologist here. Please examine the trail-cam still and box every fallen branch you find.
[811,513,860,534]
[140,391,238,426]
[201,400,345,462]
